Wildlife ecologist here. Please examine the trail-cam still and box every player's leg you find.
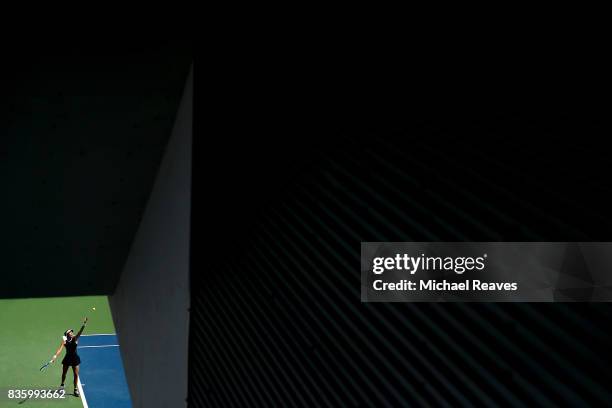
[72,365,80,396]
[61,364,69,388]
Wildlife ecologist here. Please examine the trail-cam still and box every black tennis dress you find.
[61,338,81,366]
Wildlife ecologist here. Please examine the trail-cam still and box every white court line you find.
[79,345,119,348]
[80,333,117,336]
[77,377,89,408]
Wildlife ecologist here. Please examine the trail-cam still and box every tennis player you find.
[49,317,88,396]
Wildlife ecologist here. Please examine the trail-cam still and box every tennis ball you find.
[92,307,96,311]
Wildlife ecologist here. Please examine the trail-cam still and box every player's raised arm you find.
[75,317,88,341]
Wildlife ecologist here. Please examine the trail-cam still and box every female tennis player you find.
[49,317,88,396]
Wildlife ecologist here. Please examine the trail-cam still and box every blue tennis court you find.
[77,334,132,408]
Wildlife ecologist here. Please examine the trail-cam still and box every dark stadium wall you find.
[0,49,192,300]
[191,77,612,404]
[109,66,192,408]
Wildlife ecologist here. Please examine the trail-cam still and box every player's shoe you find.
[74,389,80,397]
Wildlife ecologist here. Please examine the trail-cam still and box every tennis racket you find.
[39,361,52,371]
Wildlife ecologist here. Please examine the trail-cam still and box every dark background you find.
[0,43,192,298]
[192,46,612,407]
